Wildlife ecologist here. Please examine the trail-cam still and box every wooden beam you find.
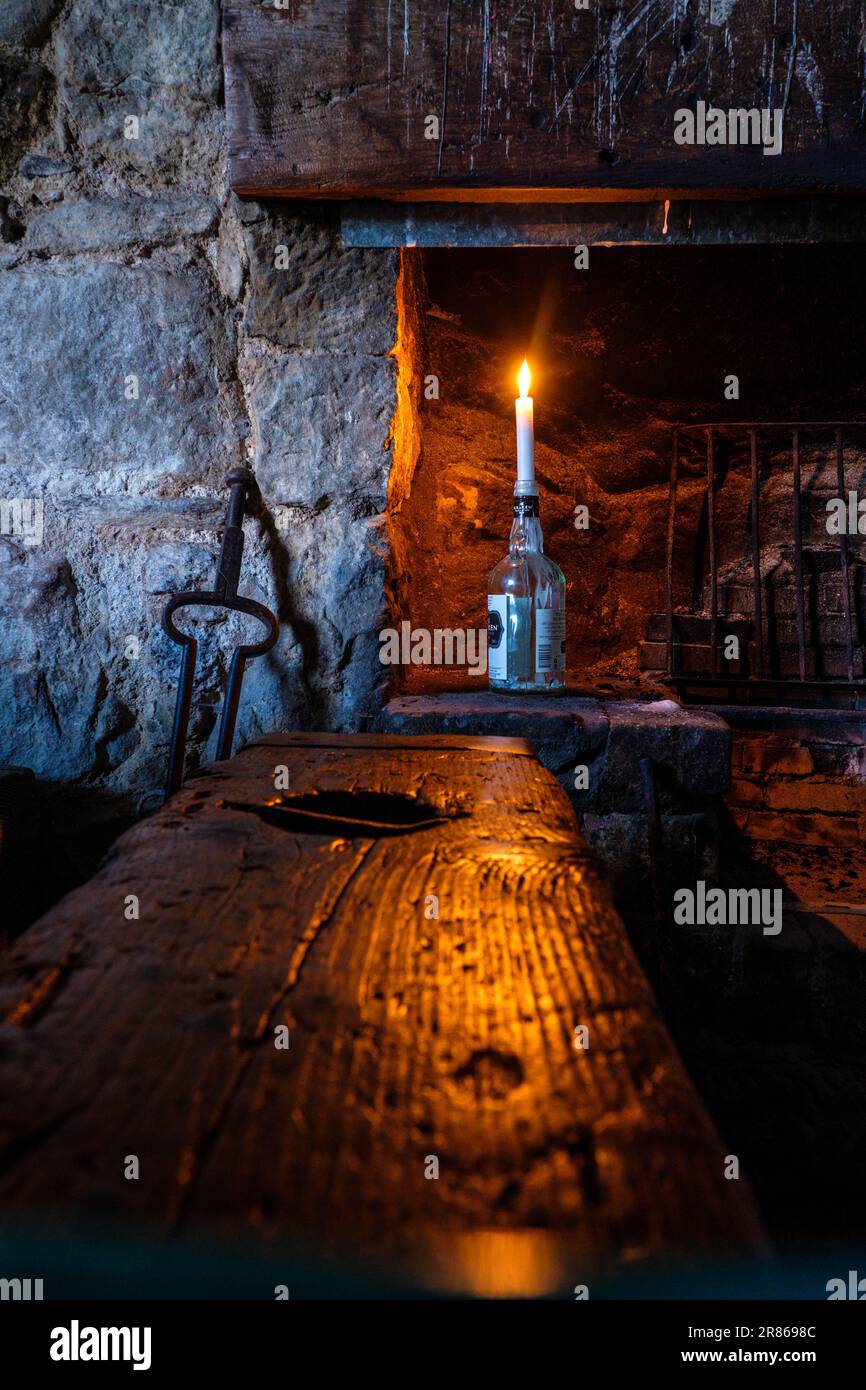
[224,0,866,199]
[0,735,766,1293]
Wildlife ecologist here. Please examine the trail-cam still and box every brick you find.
[726,777,766,808]
[764,779,866,815]
[731,807,863,847]
[737,737,814,776]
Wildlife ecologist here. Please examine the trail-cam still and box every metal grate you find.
[655,422,866,707]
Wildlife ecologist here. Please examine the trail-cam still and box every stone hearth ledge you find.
[375,692,731,815]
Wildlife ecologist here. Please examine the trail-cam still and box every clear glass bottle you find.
[487,486,566,693]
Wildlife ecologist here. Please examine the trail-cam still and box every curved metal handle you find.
[161,590,280,800]
[162,590,279,658]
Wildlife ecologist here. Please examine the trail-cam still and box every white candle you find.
[515,358,536,493]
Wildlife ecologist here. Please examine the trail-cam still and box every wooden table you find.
[0,734,766,1295]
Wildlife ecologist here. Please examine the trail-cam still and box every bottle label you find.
[535,608,566,673]
[512,498,539,518]
[487,595,507,679]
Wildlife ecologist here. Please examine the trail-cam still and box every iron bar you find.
[652,421,866,702]
[791,430,807,682]
[162,469,279,800]
[164,640,197,800]
[342,199,866,251]
[706,428,718,678]
[665,430,679,678]
[835,430,856,683]
[749,430,764,679]
[678,420,866,432]
[640,757,665,932]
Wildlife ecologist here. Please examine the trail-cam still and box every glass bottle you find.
[487,483,566,693]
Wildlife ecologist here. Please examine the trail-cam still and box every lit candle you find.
[515,358,536,494]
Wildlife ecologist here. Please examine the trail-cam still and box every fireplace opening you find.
[389,242,866,704]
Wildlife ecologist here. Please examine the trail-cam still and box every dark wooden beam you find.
[224,0,866,199]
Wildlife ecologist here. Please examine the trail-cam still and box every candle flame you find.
[518,359,531,398]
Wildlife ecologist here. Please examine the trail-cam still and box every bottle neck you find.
[509,494,543,554]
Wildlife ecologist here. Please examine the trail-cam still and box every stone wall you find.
[0,2,403,841]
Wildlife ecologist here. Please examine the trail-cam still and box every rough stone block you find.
[377,692,609,772]
[595,700,731,810]
[579,808,717,902]
[726,777,766,808]
[580,812,649,880]
[764,779,864,815]
[377,693,731,814]
[244,212,399,355]
[0,264,239,498]
[245,349,396,506]
[237,498,392,734]
[23,196,217,253]
[55,0,221,186]
[0,0,63,48]
[18,154,73,179]
[0,54,54,182]
[730,806,864,848]
[142,541,214,595]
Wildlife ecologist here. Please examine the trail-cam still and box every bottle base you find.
[489,677,566,695]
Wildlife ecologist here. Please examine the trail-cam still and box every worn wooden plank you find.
[0,735,766,1293]
[224,0,866,198]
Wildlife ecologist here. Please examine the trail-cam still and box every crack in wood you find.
[167,841,375,1233]
[437,0,452,177]
[3,939,81,1027]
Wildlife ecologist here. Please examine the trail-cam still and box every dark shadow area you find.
[0,773,136,939]
[615,795,866,1256]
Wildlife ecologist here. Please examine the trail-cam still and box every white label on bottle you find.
[487,595,508,679]
[535,607,565,673]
